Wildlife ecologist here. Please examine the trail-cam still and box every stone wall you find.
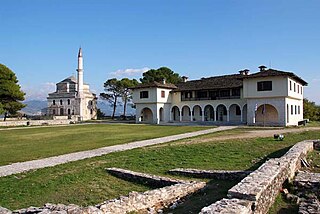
[0,119,74,127]
[106,167,185,188]
[200,140,315,214]
[1,168,205,214]
[168,168,251,180]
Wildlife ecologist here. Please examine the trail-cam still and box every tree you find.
[0,64,25,121]
[119,78,138,118]
[140,67,182,84]
[303,98,320,121]
[100,78,122,119]
[96,108,105,119]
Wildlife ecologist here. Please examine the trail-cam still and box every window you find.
[60,100,63,105]
[219,90,230,97]
[140,91,149,98]
[90,109,93,114]
[236,106,241,115]
[257,81,272,91]
[298,106,301,114]
[68,109,71,115]
[294,83,296,92]
[53,100,56,105]
[232,88,240,96]
[291,105,293,115]
[197,91,208,98]
[67,99,70,105]
[295,105,297,114]
[52,109,56,115]
[185,91,192,98]
[297,85,299,93]
[289,81,292,90]
[301,86,303,94]
[161,90,165,98]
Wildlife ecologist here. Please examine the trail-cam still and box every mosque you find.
[47,48,97,121]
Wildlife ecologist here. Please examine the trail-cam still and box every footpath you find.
[0,126,237,177]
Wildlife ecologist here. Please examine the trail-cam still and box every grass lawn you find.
[0,129,320,212]
[0,124,208,166]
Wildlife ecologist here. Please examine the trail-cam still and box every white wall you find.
[285,98,303,126]
[287,78,304,100]
[243,76,288,98]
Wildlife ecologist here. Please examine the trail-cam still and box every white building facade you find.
[132,66,307,126]
[47,48,97,121]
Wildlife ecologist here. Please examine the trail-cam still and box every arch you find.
[140,107,154,123]
[67,99,71,105]
[60,108,64,115]
[204,105,214,121]
[67,109,71,115]
[60,100,63,105]
[256,104,279,126]
[192,105,202,121]
[159,107,164,122]
[171,106,180,122]
[216,104,227,122]
[242,104,247,123]
[229,104,241,122]
[181,105,191,121]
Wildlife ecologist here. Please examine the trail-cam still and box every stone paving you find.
[0,126,237,177]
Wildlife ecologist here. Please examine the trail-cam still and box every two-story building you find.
[132,66,307,126]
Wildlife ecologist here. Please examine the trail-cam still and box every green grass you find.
[268,194,298,214]
[1,130,320,211]
[0,124,208,166]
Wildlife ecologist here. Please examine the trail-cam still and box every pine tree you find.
[0,64,26,121]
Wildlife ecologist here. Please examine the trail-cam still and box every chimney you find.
[239,70,245,75]
[243,69,250,75]
[182,76,189,82]
[162,78,166,84]
[259,65,267,72]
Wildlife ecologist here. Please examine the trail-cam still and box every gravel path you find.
[0,126,237,177]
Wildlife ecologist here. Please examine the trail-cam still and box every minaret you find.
[77,47,84,119]
[77,47,84,96]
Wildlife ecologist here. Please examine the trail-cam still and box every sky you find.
[0,0,319,103]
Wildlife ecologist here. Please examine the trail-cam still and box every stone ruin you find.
[1,140,319,213]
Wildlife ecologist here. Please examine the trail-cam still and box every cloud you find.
[23,82,56,101]
[110,67,150,77]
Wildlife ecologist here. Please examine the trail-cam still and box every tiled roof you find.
[59,76,77,83]
[241,69,308,86]
[132,81,178,89]
[173,74,243,91]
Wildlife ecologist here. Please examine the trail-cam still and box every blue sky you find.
[1,0,319,103]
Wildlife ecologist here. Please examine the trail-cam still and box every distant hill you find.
[21,100,136,116]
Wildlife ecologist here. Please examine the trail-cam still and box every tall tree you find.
[119,78,138,118]
[0,64,25,121]
[303,98,320,121]
[100,78,122,119]
[140,67,182,84]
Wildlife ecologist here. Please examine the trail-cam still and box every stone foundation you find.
[200,140,315,214]
[106,167,185,187]
[168,168,251,180]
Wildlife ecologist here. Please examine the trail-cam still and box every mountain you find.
[21,100,136,116]
[22,100,48,115]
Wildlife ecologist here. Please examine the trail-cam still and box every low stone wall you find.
[0,119,74,127]
[200,198,252,214]
[1,168,205,214]
[106,167,185,188]
[200,140,315,214]
[168,168,251,180]
[98,181,206,214]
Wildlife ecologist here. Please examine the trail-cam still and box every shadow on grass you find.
[248,146,292,171]
[163,179,239,214]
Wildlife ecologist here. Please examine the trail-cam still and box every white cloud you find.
[23,82,56,101]
[110,67,150,77]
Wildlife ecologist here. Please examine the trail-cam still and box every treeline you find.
[304,98,320,121]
